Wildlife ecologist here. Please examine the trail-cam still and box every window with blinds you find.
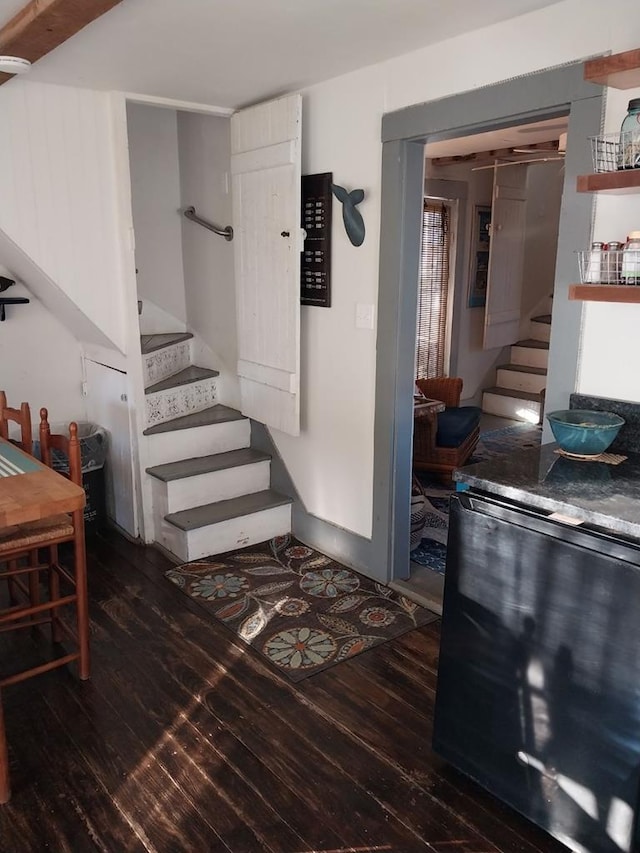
[415,200,451,380]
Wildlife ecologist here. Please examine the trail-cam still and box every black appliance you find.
[433,492,640,853]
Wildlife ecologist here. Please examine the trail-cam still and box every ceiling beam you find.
[0,0,124,85]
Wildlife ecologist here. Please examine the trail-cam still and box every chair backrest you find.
[39,408,82,486]
[415,377,463,409]
[0,391,32,455]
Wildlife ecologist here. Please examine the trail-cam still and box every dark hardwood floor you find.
[0,529,567,852]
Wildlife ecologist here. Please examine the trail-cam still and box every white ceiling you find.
[0,0,566,108]
[426,117,569,158]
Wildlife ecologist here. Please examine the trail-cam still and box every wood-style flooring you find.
[0,529,567,852]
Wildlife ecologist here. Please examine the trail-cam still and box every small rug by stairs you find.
[165,534,438,682]
[411,423,542,574]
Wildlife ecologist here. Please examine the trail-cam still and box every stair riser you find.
[482,392,541,423]
[146,378,218,429]
[151,460,271,515]
[145,419,250,468]
[510,346,549,370]
[160,504,292,562]
[496,369,547,394]
[143,339,193,389]
[529,321,551,343]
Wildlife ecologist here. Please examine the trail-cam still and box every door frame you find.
[376,62,603,581]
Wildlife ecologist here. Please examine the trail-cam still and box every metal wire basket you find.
[590,130,640,172]
[578,249,640,284]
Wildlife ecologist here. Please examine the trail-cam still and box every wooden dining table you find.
[0,437,86,804]
[0,437,85,528]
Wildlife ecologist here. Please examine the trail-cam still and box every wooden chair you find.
[0,410,89,675]
[0,393,36,606]
[413,377,481,482]
[0,411,90,802]
[0,391,32,455]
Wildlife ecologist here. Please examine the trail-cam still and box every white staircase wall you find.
[127,103,188,328]
[0,80,129,352]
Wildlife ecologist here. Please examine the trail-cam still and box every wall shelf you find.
[584,49,640,90]
[576,170,640,194]
[569,285,640,303]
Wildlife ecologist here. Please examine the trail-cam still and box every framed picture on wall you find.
[468,204,491,307]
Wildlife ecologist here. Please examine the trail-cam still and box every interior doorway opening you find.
[396,114,569,610]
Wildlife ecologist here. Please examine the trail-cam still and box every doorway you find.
[373,61,603,587]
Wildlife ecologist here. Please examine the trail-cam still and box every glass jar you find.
[622,232,640,284]
[585,241,604,283]
[619,98,640,170]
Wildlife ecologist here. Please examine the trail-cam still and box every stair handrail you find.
[181,206,233,242]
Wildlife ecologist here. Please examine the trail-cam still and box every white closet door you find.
[483,164,527,350]
[231,93,302,436]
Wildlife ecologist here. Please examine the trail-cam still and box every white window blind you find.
[415,201,450,379]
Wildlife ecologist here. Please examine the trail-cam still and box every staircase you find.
[482,311,551,424]
[140,332,292,563]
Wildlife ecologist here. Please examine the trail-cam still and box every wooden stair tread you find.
[140,332,193,354]
[166,490,292,531]
[497,364,547,375]
[513,338,549,350]
[531,314,552,324]
[145,366,219,395]
[143,405,245,436]
[483,387,541,402]
[147,449,270,482]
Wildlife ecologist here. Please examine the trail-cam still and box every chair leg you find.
[7,561,18,605]
[48,545,62,644]
[73,515,90,681]
[0,690,10,804]
[28,549,40,611]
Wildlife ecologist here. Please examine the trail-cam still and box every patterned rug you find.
[166,534,438,682]
[411,423,542,573]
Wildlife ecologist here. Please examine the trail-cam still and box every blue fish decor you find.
[331,184,366,246]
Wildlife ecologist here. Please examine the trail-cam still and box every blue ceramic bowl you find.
[546,409,625,457]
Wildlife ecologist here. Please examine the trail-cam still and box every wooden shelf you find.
[584,49,640,89]
[576,170,640,194]
[569,284,640,303]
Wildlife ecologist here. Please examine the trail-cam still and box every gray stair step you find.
[141,332,193,354]
[143,405,245,436]
[145,366,219,395]
[531,314,552,325]
[483,386,541,402]
[147,448,270,482]
[498,364,547,375]
[166,489,292,532]
[513,338,549,350]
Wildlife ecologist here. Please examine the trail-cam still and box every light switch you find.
[355,303,375,330]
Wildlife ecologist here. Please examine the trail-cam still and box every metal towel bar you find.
[182,206,233,241]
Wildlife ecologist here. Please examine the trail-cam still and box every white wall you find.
[0,269,85,430]
[127,103,187,326]
[263,0,640,541]
[177,111,239,407]
[0,80,127,351]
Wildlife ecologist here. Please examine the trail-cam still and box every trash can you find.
[75,423,107,535]
[37,422,108,535]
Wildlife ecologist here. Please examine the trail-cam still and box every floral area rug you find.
[411,423,542,574]
[165,534,438,682]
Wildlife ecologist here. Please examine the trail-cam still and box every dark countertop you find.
[454,442,640,540]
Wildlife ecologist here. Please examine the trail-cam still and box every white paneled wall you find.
[0,80,127,351]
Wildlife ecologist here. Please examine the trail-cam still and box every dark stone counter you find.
[454,441,640,540]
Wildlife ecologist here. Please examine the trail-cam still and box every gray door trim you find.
[377,62,603,581]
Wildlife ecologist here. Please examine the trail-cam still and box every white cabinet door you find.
[483,164,527,350]
[84,358,138,537]
[231,93,302,436]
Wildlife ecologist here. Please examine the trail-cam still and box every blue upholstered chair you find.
[413,377,481,482]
